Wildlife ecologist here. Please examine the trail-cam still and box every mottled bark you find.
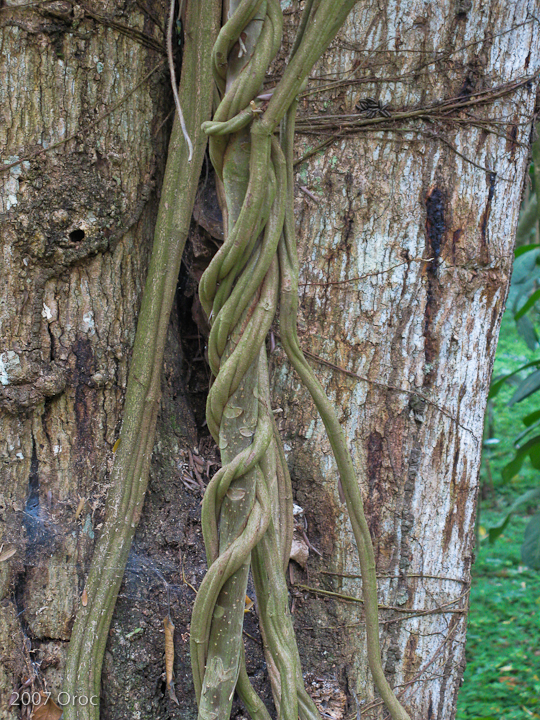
[0,0,538,719]
[269,2,540,719]
[0,1,201,717]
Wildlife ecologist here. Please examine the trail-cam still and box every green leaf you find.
[515,243,540,258]
[511,247,540,284]
[508,368,540,406]
[531,441,540,469]
[488,488,540,543]
[501,436,540,481]
[515,315,538,350]
[501,450,528,482]
[514,416,540,444]
[488,513,512,542]
[521,512,540,569]
[523,408,540,426]
[488,360,540,399]
[515,286,540,320]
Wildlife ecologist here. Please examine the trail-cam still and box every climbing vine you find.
[61,2,220,718]
[191,1,411,719]
[62,1,411,719]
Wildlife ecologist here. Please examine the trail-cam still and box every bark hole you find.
[68,229,85,243]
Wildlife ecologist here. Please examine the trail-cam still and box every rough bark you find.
[0,1,201,717]
[0,0,538,719]
[268,2,540,719]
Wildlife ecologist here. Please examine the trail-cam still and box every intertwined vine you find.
[61,1,411,719]
[190,2,411,719]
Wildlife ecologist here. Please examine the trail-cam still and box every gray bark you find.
[270,2,540,719]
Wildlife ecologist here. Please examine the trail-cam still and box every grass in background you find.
[456,311,540,720]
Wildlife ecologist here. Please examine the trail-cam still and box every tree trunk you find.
[0,1,537,719]
[270,2,539,719]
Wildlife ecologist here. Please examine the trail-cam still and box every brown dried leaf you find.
[244,595,254,613]
[75,496,85,520]
[163,616,179,705]
[290,534,309,569]
[31,692,63,720]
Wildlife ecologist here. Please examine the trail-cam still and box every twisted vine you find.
[190,2,411,720]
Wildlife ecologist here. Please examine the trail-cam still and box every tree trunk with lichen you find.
[0,1,538,719]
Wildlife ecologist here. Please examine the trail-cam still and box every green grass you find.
[456,312,540,720]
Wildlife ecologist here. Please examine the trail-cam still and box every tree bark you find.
[269,2,540,719]
[0,0,538,719]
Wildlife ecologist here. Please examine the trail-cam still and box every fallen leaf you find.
[75,496,85,520]
[290,535,309,569]
[163,616,179,705]
[31,692,63,720]
[499,675,518,688]
[0,545,17,562]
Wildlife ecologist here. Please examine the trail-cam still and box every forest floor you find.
[456,313,540,720]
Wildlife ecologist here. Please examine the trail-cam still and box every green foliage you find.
[457,298,540,719]
[456,512,540,720]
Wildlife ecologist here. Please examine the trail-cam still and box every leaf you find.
[515,315,538,350]
[488,360,540,399]
[0,545,17,562]
[523,408,540,426]
[530,441,540,470]
[31,692,63,720]
[501,435,540,483]
[244,595,254,613]
[75,496,85,520]
[488,488,540,543]
[509,369,540,406]
[112,437,121,452]
[521,512,540,569]
[515,287,540,320]
[290,535,310,569]
[515,243,540,259]
[514,417,540,445]
[501,449,528,483]
[163,616,179,705]
[512,246,540,283]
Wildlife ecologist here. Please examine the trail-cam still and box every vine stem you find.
[192,1,411,719]
[61,2,220,717]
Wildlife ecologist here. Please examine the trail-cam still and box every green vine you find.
[61,2,220,717]
[191,1,411,720]
[61,1,412,719]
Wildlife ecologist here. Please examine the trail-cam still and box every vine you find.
[61,1,412,719]
[191,1,411,719]
[61,2,220,718]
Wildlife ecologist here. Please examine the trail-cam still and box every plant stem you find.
[61,2,220,716]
